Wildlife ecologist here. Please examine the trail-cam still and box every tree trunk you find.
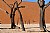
[40,7,46,31]
[10,8,16,29]
[17,8,25,31]
[37,0,46,31]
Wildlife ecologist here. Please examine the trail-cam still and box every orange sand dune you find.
[0,0,50,24]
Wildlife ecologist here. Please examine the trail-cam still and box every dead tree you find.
[14,1,25,31]
[2,0,16,29]
[37,0,50,32]
[2,0,25,31]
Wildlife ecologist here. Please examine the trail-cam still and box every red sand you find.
[0,0,50,24]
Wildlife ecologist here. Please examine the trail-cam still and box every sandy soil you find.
[0,24,50,33]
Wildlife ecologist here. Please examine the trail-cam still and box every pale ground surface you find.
[0,24,50,33]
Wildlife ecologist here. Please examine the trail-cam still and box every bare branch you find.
[18,0,22,6]
[2,0,11,8]
[6,11,9,14]
[14,1,18,8]
[18,6,25,8]
[44,1,50,9]
[0,8,10,15]
[10,4,14,8]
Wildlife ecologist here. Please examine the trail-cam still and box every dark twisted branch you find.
[18,0,22,6]
[2,0,11,8]
[0,8,9,15]
[44,1,50,9]
[14,1,25,31]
